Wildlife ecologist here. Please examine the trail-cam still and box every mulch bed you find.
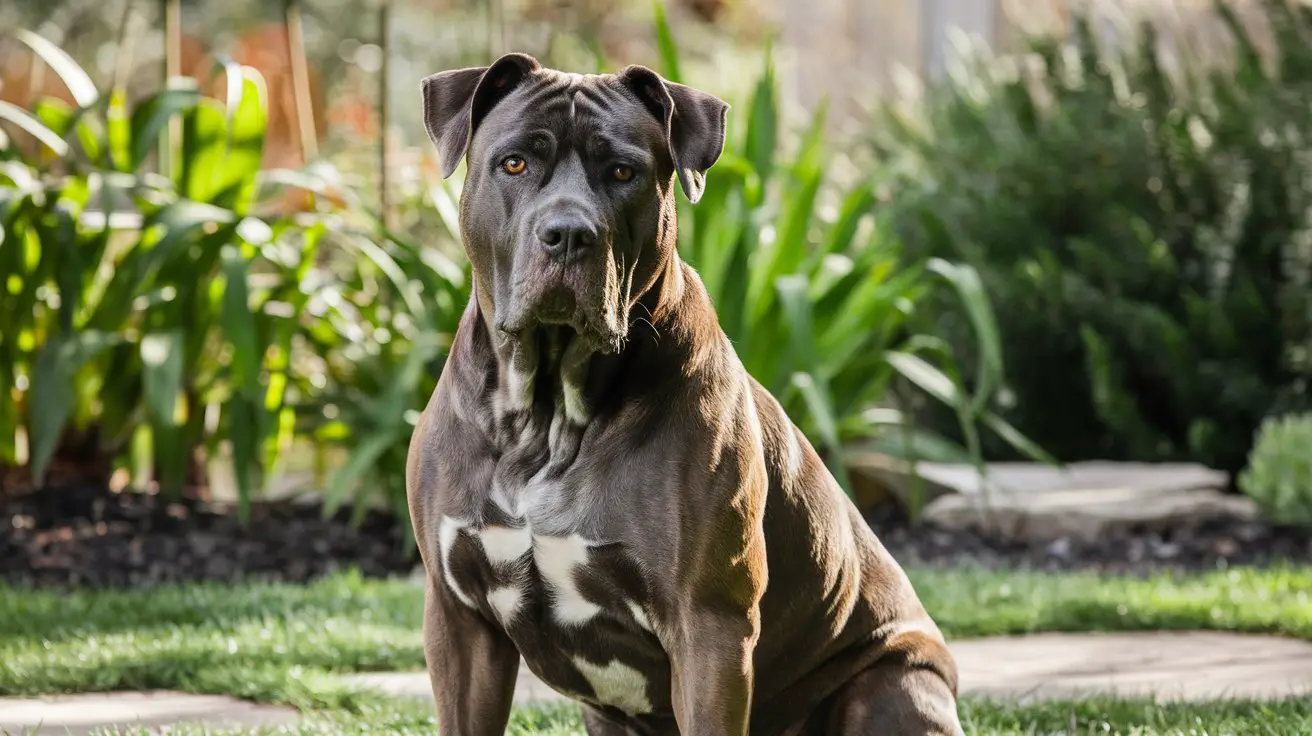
[864,505,1312,574]
[1,485,412,588]
[2,485,1309,588]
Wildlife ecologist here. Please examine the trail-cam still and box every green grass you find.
[2,565,1309,734]
[44,695,1308,736]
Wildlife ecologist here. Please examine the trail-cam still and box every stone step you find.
[847,457,1254,543]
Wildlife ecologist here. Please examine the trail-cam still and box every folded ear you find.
[421,53,541,178]
[619,65,729,204]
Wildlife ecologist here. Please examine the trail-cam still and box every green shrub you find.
[0,31,467,537]
[652,17,1048,498]
[874,0,1312,475]
[1239,413,1312,528]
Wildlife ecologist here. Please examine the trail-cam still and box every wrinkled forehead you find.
[475,71,667,163]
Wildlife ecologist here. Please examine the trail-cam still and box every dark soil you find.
[2,485,1309,588]
[1,485,412,588]
[865,505,1312,574]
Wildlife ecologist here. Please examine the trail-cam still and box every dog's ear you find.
[421,53,541,178]
[619,65,728,204]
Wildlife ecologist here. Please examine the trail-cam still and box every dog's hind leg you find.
[818,632,965,736]
[821,664,965,736]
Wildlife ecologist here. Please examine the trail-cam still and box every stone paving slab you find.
[846,456,1254,543]
[922,486,1258,543]
[846,457,1230,508]
[5,632,1311,734]
[951,631,1312,702]
[0,691,298,735]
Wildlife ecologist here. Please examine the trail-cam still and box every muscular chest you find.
[436,506,669,716]
[425,351,676,716]
[436,510,651,630]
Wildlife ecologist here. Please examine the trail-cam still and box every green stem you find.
[378,0,391,230]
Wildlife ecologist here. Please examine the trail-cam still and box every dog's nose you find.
[537,215,597,259]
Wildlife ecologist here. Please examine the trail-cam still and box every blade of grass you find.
[928,258,1004,413]
[653,0,683,84]
[14,29,100,108]
[128,84,199,170]
[742,49,777,192]
[220,245,263,521]
[141,330,187,493]
[0,101,69,155]
[224,67,269,214]
[982,410,1058,464]
[885,349,961,407]
[27,332,118,483]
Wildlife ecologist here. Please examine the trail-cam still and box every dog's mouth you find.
[531,287,577,327]
[497,288,626,355]
[495,249,629,355]
[535,315,625,356]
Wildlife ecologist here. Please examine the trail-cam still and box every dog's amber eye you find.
[612,165,634,182]
[502,156,527,175]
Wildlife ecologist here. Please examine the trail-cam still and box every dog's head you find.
[421,54,728,354]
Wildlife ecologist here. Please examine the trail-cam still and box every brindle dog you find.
[406,53,965,736]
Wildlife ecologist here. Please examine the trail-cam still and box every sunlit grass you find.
[2,565,1308,733]
[42,694,1307,736]
[3,565,1309,704]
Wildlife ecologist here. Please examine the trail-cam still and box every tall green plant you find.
[0,53,308,515]
[0,30,468,538]
[652,13,1048,498]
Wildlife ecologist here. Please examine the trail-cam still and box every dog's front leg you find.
[669,606,760,736]
[421,576,519,736]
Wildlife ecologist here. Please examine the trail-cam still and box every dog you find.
[406,53,964,735]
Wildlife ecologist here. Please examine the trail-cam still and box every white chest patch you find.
[438,516,476,608]
[479,525,533,564]
[626,600,654,633]
[534,533,602,626]
[573,656,653,715]
[486,585,525,623]
[437,517,607,628]
[477,525,532,624]
[561,378,588,425]
[438,516,657,714]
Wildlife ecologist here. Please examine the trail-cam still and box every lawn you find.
[3,564,1310,734]
[69,696,1312,735]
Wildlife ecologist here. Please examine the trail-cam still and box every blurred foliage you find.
[0,31,468,543]
[2,4,1047,537]
[874,0,1312,477]
[1239,412,1312,528]
[653,14,1048,503]
[1,0,762,170]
